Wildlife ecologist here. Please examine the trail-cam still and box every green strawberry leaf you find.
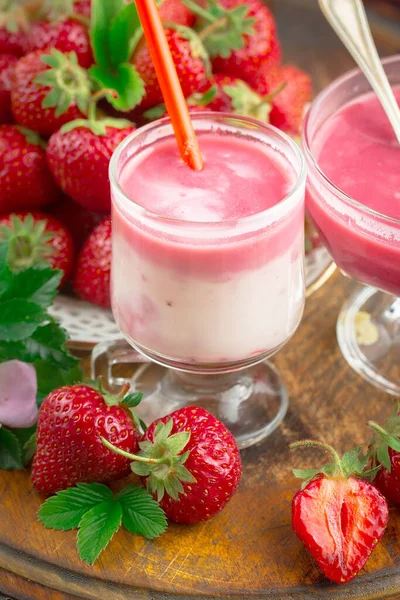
[0,241,12,297]
[108,3,141,66]
[90,0,125,70]
[24,321,78,370]
[23,431,37,464]
[35,360,83,406]
[0,267,62,308]
[0,427,23,470]
[118,485,167,539]
[0,299,47,342]
[77,499,123,564]
[39,483,114,531]
[89,63,145,111]
[121,392,143,408]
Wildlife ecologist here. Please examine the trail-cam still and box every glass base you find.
[91,339,289,449]
[337,285,400,395]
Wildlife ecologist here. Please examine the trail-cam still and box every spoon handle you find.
[319,0,400,143]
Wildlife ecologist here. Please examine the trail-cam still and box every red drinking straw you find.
[135,0,204,171]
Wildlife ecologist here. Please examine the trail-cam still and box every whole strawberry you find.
[205,74,272,121]
[11,48,91,137]
[0,125,59,212]
[0,1,30,56]
[368,405,400,506]
[73,216,111,307]
[0,54,18,124]
[133,27,210,110]
[194,0,281,88]
[50,195,103,251]
[103,407,242,524]
[46,91,134,212]
[291,440,388,585]
[0,211,74,285]
[32,383,142,495]
[253,65,312,135]
[25,18,93,69]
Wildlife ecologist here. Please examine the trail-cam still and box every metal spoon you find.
[318,0,400,144]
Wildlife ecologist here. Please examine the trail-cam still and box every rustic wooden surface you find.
[1,1,400,599]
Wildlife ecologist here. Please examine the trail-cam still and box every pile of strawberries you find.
[0,0,312,308]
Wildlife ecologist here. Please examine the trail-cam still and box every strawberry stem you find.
[101,436,169,465]
[182,0,217,22]
[198,17,227,41]
[87,88,118,122]
[290,440,344,477]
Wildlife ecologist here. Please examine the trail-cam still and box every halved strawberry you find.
[291,440,388,584]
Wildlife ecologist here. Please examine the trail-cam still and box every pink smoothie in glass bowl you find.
[111,117,305,368]
[305,85,400,296]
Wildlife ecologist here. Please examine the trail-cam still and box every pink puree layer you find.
[307,87,400,296]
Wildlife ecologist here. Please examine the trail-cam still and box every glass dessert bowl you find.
[303,55,400,395]
[92,113,306,448]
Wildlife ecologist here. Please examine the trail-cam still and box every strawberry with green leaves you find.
[0,125,59,213]
[32,383,143,495]
[132,26,211,110]
[0,0,32,56]
[368,403,400,506]
[291,440,388,585]
[0,212,74,286]
[103,407,242,524]
[25,0,93,69]
[46,92,135,213]
[0,54,17,124]
[11,48,91,137]
[188,0,280,88]
[73,216,111,307]
[203,73,273,121]
[253,65,312,135]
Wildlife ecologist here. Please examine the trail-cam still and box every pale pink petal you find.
[0,360,38,428]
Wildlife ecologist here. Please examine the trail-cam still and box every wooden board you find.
[1,2,400,599]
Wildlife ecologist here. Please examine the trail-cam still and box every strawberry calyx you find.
[183,0,255,59]
[0,214,55,271]
[102,419,197,501]
[34,49,91,117]
[290,440,379,490]
[39,0,90,25]
[0,0,39,34]
[368,402,400,472]
[60,88,134,136]
[16,125,47,149]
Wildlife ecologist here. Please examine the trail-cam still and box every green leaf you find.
[90,0,125,69]
[121,392,143,408]
[341,446,365,477]
[25,321,78,369]
[0,427,23,470]
[10,426,37,465]
[166,431,190,455]
[292,468,320,480]
[0,241,11,297]
[35,360,83,406]
[130,461,151,477]
[0,267,62,307]
[39,483,113,531]
[108,3,141,66]
[89,63,145,111]
[377,444,391,471]
[0,299,46,342]
[118,485,167,539]
[77,499,123,564]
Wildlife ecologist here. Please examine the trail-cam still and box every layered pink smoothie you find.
[306,87,400,295]
[111,129,305,365]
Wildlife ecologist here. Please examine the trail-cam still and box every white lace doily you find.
[49,295,120,347]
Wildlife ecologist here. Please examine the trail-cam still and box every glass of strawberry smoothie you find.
[95,113,305,449]
[303,55,400,395]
